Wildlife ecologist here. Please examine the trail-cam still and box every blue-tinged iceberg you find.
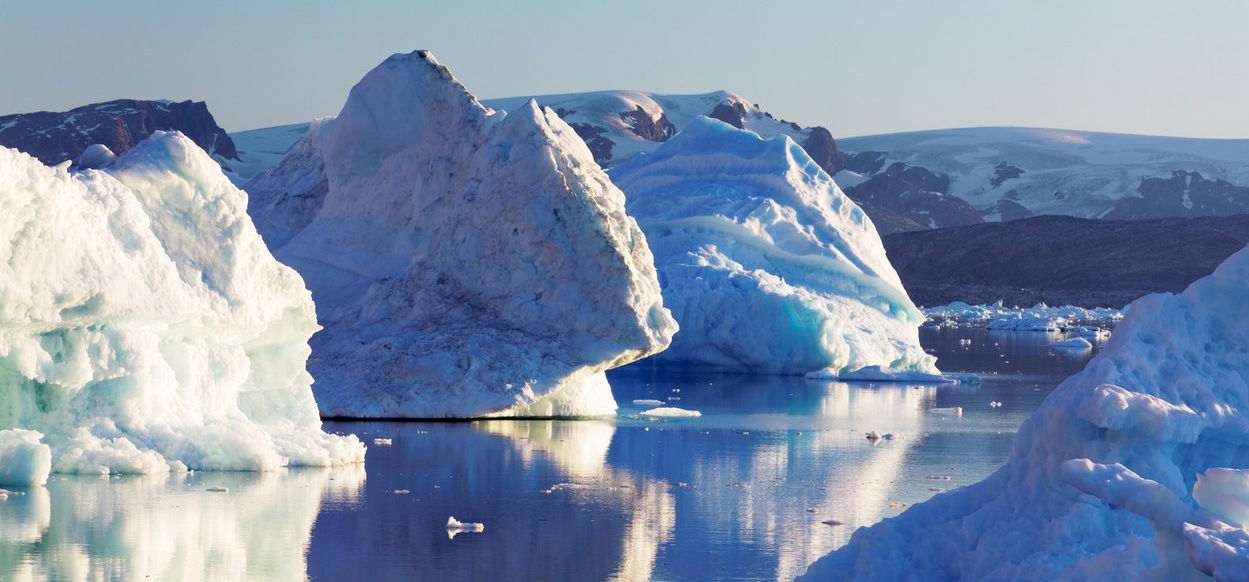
[245,51,676,418]
[800,243,1249,581]
[609,117,936,376]
[0,133,365,487]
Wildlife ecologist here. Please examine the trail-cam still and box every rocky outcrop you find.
[843,162,984,233]
[1105,170,1249,220]
[0,99,238,167]
[619,105,676,142]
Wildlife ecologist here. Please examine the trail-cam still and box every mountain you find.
[801,239,1249,581]
[837,126,1249,223]
[882,214,1249,308]
[609,116,937,377]
[245,51,676,418]
[0,132,364,486]
[0,99,239,168]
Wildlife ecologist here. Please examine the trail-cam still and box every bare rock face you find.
[1106,170,1249,220]
[0,99,238,167]
[843,162,984,234]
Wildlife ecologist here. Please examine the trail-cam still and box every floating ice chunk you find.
[245,51,675,418]
[372,438,393,446]
[631,399,665,407]
[814,365,955,384]
[1051,337,1093,350]
[446,516,484,539]
[928,407,963,416]
[942,372,981,384]
[1194,469,1249,526]
[639,407,702,418]
[989,401,1003,408]
[394,489,411,495]
[0,134,365,478]
[610,117,936,376]
[0,430,52,487]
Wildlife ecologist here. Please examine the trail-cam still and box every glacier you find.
[0,133,364,486]
[608,117,937,377]
[245,51,675,418]
[800,243,1249,580]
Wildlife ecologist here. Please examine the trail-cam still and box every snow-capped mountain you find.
[246,51,676,418]
[0,132,363,486]
[801,239,1249,580]
[610,116,937,377]
[0,99,239,168]
[838,126,1249,222]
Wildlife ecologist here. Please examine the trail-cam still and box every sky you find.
[1,0,1246,138]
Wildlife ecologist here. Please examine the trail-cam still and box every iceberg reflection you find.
[0,466,363,582]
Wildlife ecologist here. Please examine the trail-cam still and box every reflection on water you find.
[1,327,1092,581]
[0,467,363,582]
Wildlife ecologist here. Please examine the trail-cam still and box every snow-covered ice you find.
[244,51,675,418]
[609,117,936,377]
[925,301,1123,329]
[0,430,51,486]
[0,133,364,485]
[639,407,702,418]
[813,365,955,384]
[446,516,485,539]
[800,243,1249,580]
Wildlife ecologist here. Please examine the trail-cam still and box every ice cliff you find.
[0,133,364,486]
[800,243,1249,580]
[609,117,936,376]
[245,51,675,418]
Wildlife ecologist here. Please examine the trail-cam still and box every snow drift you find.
[609,117,936,376]
[800,243,1249,580]
[245,51,675,418]
[0,133,364,486]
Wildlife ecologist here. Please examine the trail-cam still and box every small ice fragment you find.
[640,407,701,418]
[446,516,485,539]
[929,407,963,416]
[632,399,664,407]
[672,482,691,488]
[206,486,229,493]
[394,489,411,495]
[866,431,882,440]
[373,438,393,446]
[989,401,1003,408]
[1051,337,1093,350]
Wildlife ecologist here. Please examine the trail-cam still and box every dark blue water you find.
[0,326,1102,581]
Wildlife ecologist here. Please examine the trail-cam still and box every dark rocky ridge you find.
[1106,170,1249,220]
[0,99,238,166]
[883,214,1249,307]
[843,162,984,234]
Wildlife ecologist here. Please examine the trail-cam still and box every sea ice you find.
[639,407,702,418]
[446,516,485,539]
[610,117,936,377]
[815,365,955,384]
[801,243,1249,580]
[244,51,676,418]
[1051,337,1094,350]
[0,133,364,485]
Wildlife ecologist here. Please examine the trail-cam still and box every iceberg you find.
[0,133,364,486]
[245,51,675,418]
[609,117,936,377]
[800,243,1249,580]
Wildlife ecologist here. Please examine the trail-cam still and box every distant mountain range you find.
[3,96,1247,237]
[883,213,1249,308]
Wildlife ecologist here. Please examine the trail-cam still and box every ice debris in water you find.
[632,399,665,407]
[639,407,702,418]
[1051,337,1094,350]
[801,243,1249,581]
[0,133,364,486]
[372,438,393,446]
[928,407,963,416]
[446,516,485,539]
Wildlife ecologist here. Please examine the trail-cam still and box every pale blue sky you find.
[1,0,1246,138]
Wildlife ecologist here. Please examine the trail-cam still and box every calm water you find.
[0,326,1103,581]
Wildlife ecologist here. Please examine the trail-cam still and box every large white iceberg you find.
[0,134,364,486]
[608,117,936,376]
[800,243,1249,580]
[245,51,675,418]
